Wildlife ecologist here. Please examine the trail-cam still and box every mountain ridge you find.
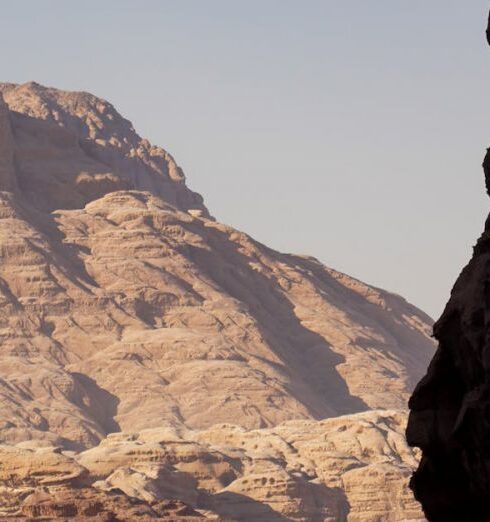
[0,81,433,520]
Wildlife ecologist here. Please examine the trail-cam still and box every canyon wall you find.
[406,12,490,522]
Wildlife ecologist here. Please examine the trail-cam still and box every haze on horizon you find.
[2,0,489,319]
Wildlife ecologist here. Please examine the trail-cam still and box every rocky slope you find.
[0,82,435,519]
[0,82,207,215]
[0,410,424,521]
[406,12,490,522]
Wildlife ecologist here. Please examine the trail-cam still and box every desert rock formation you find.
[406,11,490,522]
[1,410,424,521]
[0,82,435,520]
[0,82,206,215]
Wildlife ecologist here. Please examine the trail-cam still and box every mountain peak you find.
[0,82,208,215]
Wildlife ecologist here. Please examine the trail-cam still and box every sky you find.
[1,1,490,319]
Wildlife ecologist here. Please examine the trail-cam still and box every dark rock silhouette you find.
[487,9,490,45]
[406,9,490,521]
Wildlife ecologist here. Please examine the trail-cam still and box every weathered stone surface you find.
[0,411,424,521]
[0,82,207,215]
[0,444,86,486]
[0,83,435,449]
[0,82,435,519]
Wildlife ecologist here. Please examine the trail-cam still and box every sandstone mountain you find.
[0,82,434,520]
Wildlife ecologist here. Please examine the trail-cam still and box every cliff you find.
[406,11,490,522]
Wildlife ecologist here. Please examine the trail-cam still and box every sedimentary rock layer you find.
[0,410,424,521]
[0,83,435,450]
[0,82,435,520]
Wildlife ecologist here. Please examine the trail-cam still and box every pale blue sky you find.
[2,1,490,318]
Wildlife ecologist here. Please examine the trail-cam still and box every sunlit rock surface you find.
[1,410,424,521]
[0,82,435,520]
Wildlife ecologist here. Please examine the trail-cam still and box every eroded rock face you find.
[0,82,435,519]
[406,12,490,522]
[0,410,425,521]
[407,208,490,520]
[0,82,207,215]
[0,83,435,451]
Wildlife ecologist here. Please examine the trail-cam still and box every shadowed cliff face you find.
[406,12,490,522]
[0,96,16,192]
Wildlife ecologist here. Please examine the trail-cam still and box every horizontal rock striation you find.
[0,82,436,520]
[0,83,435,450]
[0,410,425,521]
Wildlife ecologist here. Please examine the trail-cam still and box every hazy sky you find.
[2,1,490,318]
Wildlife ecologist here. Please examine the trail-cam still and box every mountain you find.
[0,82,434,520]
